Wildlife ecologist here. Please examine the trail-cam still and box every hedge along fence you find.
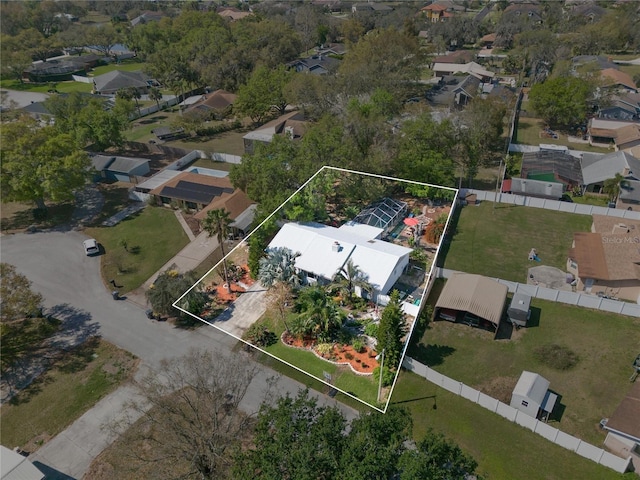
[402,356,632,474]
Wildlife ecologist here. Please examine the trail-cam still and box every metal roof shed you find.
[435,273,508,332]
[507,293,531,328]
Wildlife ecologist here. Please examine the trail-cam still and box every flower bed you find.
[281,332,379,375]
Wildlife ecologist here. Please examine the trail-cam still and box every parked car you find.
[83,238,100,255]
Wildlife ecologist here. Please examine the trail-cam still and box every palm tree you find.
[258,247,302,289]
[149,87,163,111]
[296,286,344,341]
[202,209,232,294]
[128,86,142,116]
[603,173,625,204]
[330,259,372,304]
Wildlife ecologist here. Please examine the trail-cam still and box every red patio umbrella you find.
[403,217,420,226]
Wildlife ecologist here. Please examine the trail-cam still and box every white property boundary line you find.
[173,166,458,412]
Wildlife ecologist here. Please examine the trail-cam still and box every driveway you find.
[2,230,358,479]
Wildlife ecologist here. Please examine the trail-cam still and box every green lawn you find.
[410,294,640,444]
[252,349,372,413]
[393,372,626,480]
[0,338,137,451]
[441,202,593,282]
[167,130,247,156]
[571,193,610,207]
[515,117,610,153]
[618,64,640,79]
[84,206,190,293]
[90,60,148,77]
[0,78,92,94]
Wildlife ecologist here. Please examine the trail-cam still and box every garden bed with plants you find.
[281,331,379,375]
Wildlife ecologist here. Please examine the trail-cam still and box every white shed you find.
[510,371,557,420]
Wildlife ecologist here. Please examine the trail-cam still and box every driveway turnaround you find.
[2,230,358,479]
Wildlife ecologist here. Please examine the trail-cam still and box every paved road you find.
[2,230,358,479]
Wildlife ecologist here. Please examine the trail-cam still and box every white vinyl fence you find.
[436,268,640,318]
[210,152,242,164]
[402,356,632,474]
[463,189,640,220]
[71,74,93,83]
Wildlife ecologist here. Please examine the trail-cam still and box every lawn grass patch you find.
[251,349,371,413]
[84,206,190,293]
[0,201,75,233]
[618,64,640,79]
[441,202,592,282]
[515,118,610,153]
[0,338,138,451]
[90,60,148,77]
[189,158,234,171]
[571,193,609,207]
[0,79,92,94]
[167,130,247,156]
[409,296,640,444]
[393,372,625,480]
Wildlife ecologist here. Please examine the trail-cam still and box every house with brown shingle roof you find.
[602,379,640,471]
[149,172,256,235]
[600,68,638,93]
[567,215,640,302]
[242,111,308,154]
[184,89,237,120]
[217,7,253,21]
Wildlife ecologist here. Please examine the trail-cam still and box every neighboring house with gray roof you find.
[581,150,640,193]
[427,75,481,109]
[130,10,165,27]
[93,70,154,95]
[617,179,640,211]
[90,154,150,183]
[287,54,340,75]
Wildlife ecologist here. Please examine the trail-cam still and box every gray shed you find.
[507,293,531,328]
[510,371,557,421]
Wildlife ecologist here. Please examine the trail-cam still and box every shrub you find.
[316,343,333,356]
[345,352,354,360]
[373,365,394,387]
[534,344,579,370]
[364,322,378,338]
[352,338,365,353]
[244,322,277,347]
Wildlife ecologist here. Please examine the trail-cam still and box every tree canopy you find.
[233,390,480,480]
[45,92,134,150]
[0,263,43,324]
[116,349,261,480]
[529,76,592,129]
[0,117,90,210]
[376,290,407,370]
[146,265,208,325]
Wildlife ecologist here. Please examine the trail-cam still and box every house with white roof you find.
[266,221,412,303]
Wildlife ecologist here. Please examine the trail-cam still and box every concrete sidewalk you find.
[127,230,220,308]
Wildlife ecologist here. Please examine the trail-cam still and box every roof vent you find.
[332,241,342,252]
